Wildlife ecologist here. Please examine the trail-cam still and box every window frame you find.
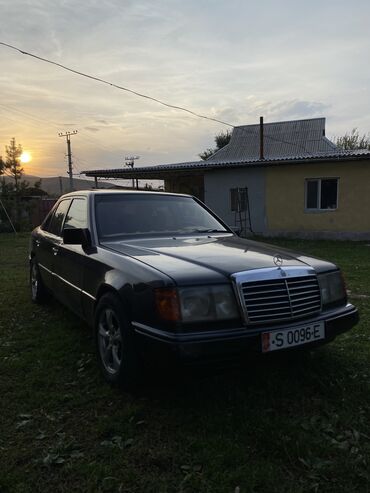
[41,199,72,237]
[63,197,88,231]
[304,177,339,212]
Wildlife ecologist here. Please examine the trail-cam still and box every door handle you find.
[52,246,59,256]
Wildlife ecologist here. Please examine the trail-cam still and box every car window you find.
[95,194,227,238]
[44,199,71,236]
[41,208,55,232]
[63,198,87,230]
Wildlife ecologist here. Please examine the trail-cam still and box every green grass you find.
[1,234,370,493]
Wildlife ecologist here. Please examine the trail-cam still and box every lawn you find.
[0,233,369,493]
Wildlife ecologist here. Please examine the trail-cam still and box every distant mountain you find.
[2,175,124,197]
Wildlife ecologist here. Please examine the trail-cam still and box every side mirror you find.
[63,228,91,247]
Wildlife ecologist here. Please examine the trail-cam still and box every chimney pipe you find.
[259,116,264,160]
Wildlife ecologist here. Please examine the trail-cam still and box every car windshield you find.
[95,194,228,239]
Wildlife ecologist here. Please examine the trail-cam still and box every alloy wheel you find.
[97,307,123,375]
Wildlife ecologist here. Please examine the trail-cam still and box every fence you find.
[0,197,57,232]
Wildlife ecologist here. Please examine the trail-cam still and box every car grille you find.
[233,268,321,325]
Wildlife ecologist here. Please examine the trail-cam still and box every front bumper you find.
[133,303,359,366]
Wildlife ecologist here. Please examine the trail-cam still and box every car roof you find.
[59,189,192,199]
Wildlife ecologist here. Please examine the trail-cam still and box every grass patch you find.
[1,233,370,493]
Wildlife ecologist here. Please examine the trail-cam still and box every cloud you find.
[84,126,100,132]
[214,98,330,125]
[1,0,369,176]
[263,100,330,120]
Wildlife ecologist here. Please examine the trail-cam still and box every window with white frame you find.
[305,178,338,211]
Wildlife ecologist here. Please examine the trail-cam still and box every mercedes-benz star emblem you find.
[273,255,283,267]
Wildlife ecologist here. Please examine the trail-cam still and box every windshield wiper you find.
[192,228,227,233]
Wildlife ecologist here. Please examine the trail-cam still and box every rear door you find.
[36,199,71,289]
[52,197,88,317]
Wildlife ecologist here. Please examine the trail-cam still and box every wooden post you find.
[260,116,264,160]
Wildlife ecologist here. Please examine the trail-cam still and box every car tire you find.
[30,258,49,304]
[94,292,142,390]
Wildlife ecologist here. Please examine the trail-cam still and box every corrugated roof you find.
[84,149,370,179]
[83,118,370,179]
[207,117,336,162]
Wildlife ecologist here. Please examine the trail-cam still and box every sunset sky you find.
[0,0,369,178]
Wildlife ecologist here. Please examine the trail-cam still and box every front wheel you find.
[95,293,142,390]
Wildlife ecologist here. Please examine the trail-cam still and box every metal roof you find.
[83,118,370,179]
[207,117,337,162]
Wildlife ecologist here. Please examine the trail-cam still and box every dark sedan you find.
[29,190,359,388]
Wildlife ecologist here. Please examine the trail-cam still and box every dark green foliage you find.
[0,141,47,232]
[215,130,232,150]
[1,235,370,493]
[199,130,232,160]
[5,137,24,190]
[0,180,42,232]
[335,128,370,150]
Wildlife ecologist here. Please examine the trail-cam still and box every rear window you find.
[42,199,71,236]
[64,198,87,230]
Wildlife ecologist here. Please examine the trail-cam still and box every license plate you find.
[262,321,325,353]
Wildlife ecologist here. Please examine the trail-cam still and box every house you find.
[83,118,370,240]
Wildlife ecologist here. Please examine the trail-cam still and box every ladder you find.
[233,187,252,236]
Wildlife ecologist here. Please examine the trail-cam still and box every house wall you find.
[204,168,267,233]
[265,160,370,239]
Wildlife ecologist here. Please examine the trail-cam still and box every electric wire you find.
[0,102,63,129]
[0,42,234,128]
[0,43,327,160]
[0,102,117,154]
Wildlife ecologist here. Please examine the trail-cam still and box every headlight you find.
[318,271,346,306]
[154,285,239,322]
[179,285,239,322]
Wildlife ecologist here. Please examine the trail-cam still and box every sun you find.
[20,152,32,163]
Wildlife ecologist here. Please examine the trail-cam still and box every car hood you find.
[102,234,335,285]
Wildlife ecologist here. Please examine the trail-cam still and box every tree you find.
[0,139,47,231]
[335,128,370,150]
[199,130,232,160]
[1,139,26,231]
[5,137,23,190]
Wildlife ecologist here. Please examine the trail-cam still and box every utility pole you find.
[59,130,78,192]
[259,116,264,160]
[124,155,140,189]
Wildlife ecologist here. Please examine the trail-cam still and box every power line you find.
[0,102,63,128]
[0,101,316,157]
[72,157,85,175]
[0,41,234,128]
[0,103,113,166]
[0,102,124,153]
[0,108,316,164]
[0,43,319,157]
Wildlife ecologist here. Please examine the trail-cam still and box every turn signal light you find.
[154,288,181,321]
